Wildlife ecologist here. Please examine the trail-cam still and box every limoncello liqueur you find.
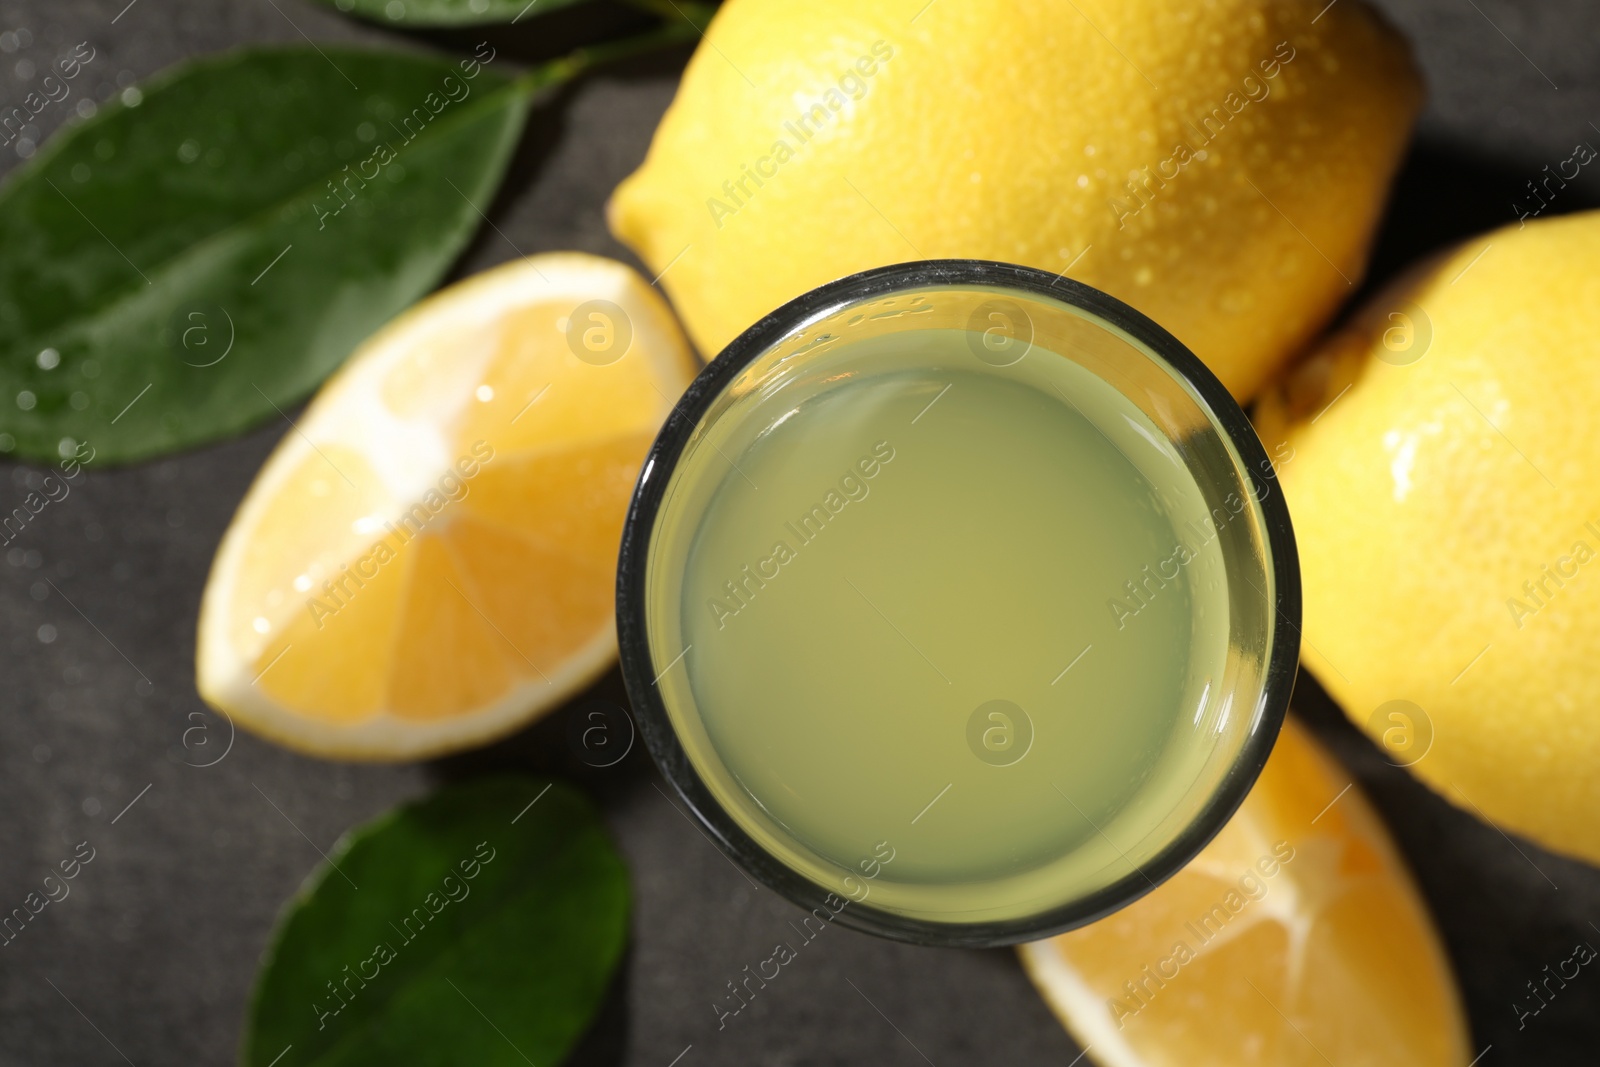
[639,299,1281,929]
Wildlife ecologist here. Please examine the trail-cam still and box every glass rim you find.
[616,258,1301,948]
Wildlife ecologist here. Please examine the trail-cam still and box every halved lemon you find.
[196,253,698,760]
[1019,716,1470,1067]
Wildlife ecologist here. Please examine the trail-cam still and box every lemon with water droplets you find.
[610,0,1422,399]
[1254,210,1600,864]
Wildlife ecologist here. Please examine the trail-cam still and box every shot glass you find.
[617,260,1299,947]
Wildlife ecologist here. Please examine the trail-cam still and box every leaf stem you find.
[617,0,717,32]
[511,10,706,95]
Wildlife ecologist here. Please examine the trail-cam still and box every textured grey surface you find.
[0,0,1597,1064]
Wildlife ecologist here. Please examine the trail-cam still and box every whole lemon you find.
[1255,210,1600,865]
[610,0,1421,399]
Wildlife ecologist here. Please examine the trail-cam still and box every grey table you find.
[1,0,1597,1063]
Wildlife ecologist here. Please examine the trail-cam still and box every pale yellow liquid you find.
[648,329,1242,924]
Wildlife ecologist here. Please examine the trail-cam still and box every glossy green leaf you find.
[312,0,591,28]
[245,777,630,1067]
[0,46,531,464]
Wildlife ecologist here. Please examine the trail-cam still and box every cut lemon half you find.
[196,253,698,760]
[1020,717,1469,1067]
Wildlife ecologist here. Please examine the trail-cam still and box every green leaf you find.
[244,777,630,1067]
[312,0,592,28]
[0,46,531,464]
